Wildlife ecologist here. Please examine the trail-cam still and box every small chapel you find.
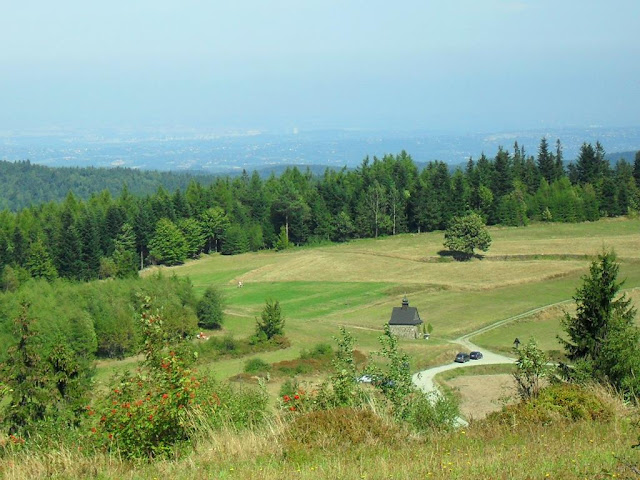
[388,296,423,339]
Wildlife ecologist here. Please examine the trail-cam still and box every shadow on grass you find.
[438,250,485,262]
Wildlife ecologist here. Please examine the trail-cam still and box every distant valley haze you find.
[1,0,639,170]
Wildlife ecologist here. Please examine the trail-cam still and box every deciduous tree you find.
[443,212,492,257]
[196,286,224,330]
[149,218,187,266]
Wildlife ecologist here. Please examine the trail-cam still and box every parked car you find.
[454,352,470,363]
[470,351,483,360]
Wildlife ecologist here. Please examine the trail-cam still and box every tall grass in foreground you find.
[1,386,637,480]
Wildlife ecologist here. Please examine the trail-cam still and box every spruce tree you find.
[633,151,640,187]
[1,303,50,435]
[26,238,58,281]
[78,212,102,280]
[560,250,638,396]
[255,299,285,341]
[56,209,83,280]
[537,137,555,184]
[112,223,138,277]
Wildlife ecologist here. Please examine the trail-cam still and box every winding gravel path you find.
[411,338,515,398]
[409,301,577,397]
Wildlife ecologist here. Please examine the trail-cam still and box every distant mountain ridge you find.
[606,151,639,163]
[0,160,215,211]
[2,126,639,172]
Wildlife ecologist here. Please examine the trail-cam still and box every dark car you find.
[470,351,483,360]
[454,352,470,363]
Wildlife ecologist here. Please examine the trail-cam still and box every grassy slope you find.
[134,218,640,382]
[7,218,640,480]
[2,402,636,480]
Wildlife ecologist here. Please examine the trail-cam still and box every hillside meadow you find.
[138,217,640,382]
[2,217,639,480]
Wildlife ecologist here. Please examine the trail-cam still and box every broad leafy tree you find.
[149,218,187,266]
[196,286,225,329]
[177,217,206,258]
[200,207,229,253]
[443,212,492,257]
[512,338,550,400]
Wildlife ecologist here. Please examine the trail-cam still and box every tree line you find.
[1,140,639,284]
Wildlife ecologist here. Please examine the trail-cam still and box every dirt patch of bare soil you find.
[444,374,517,420]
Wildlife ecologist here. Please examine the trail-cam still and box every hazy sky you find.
[1,0,638,134]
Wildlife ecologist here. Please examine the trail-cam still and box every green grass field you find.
[135,218,640,381]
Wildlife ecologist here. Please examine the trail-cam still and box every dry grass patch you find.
[283,408,401,458]
[445,374,517,420]
[239,248,587,290]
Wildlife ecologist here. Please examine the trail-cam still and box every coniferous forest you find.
[1,139,638,288]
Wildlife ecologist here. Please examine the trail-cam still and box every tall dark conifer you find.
[537,137,555,184]
[554,139,565,180]
[56,209,83,280]
[78,212,102,280]
[492,147,513,198]
[633,151,640,187]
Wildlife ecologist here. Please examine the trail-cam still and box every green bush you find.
[403,391,460,432]
[194,333,290,362]
[490,383,614,425]
[0,274,198,362]
[279,378,301,398]
[300,343,333,360]
[89,297,267,459]
[272,360,313,376]
[284,408,399,456]
[244,357,271,374]
[196,286,224,329]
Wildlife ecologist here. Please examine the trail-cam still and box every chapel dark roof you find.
[388,297,423,326]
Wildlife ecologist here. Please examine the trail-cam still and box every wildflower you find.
[91,427,97,433]
[149,414,154,421]
[294,394,300,400]
[162,393,168,399]
[283,395,291,402]
[289,406,296,411]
